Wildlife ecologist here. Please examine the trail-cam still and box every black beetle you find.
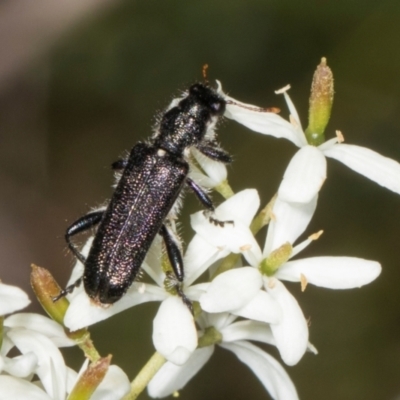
[55,83,232,308]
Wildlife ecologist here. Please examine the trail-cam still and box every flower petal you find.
[0,283,30,315]
[278,88,304,133]
[276,257,382,289]
[153,297,197,365]
[200,267,262,313]
[190,148,227,187]
[2,352,38,377]
[231,290,281,324]
[8,329,67,400]
[221,320,275,345]
[147,346,214,398]
[202,311,237,331]
[183,235,222,286]
[323,143,400,194]
[220,89,305,148]
[192,189,260,228]
[264,196,317,256]
[265,278,308,366]
[190,190,261,258]
[5,313,75,347]
[191,212,260,258]
[278,146,327,203]
[0,376,51,400]
[221,341,299,400]
[216,189,260,226]
[184,283,209,302]
[64,283,165,331]
[91,365,131,400]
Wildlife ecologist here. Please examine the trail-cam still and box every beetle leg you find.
[52,277,82,302]
[65,210,104,263]
[186,178,214,210]
[186,178,234,227]
[195,141,233,164]
[160,225,193,313]
[160,224,184,281]
[111,159,128,171]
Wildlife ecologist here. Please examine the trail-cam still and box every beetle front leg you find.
[196,141,233,164]
[186,178,234,227]
[65,210,104,263]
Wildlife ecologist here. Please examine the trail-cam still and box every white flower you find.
[148,312,299,400]
[64,236,211,366]
[188,147,228,189]
[220,82,400,202]
[192,189,381,365]
[1,310,130,400]
[0,282,30,315]
[0,363,130,400]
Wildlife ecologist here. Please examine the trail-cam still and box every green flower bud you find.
[30,264,69,325]
[68,355,111,400]
[305,57,334,145]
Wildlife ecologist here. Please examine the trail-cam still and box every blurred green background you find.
[1,0,400,399]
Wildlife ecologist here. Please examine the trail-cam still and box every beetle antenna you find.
[225,99,280,114]
[202,64,209,84]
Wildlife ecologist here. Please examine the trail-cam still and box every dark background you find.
[1,1,400,399]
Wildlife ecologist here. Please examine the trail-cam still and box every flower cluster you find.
[0,282,130,400]
[4,59,399,399]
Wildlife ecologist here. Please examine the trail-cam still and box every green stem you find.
[214,180,234,199]
[250,193,277,235]
[123,352,166,400]
[212,253,241,279]
[68,330,101,362]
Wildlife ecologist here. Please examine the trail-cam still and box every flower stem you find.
[215,180,234,199]
[69,329,101,362]
[212,253,241,279]
[250,194,277,235]
[198,326,222,347]
[123,352,166,400]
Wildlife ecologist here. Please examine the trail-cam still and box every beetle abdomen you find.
[84,143,188,303]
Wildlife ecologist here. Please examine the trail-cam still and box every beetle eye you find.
[210,100,225,114]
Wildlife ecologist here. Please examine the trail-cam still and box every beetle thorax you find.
[154,83,226,156]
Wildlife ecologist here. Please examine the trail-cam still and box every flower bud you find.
[305,57,334,145]
[30,264,68,325]
[30,264,93,348]
[68,355,111,400]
